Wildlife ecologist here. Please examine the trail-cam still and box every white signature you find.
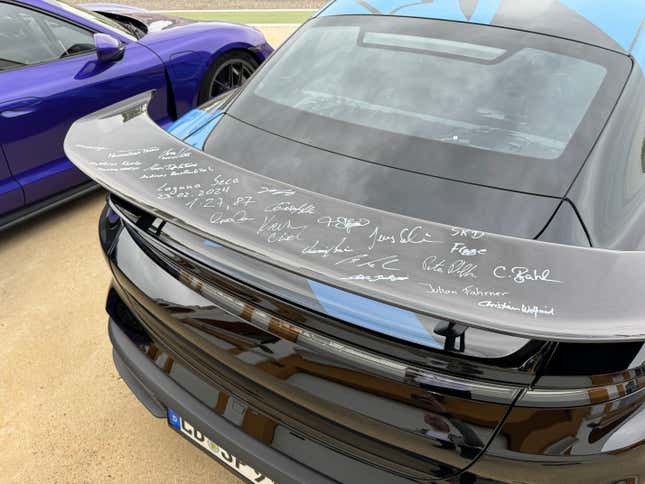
[478,300,555,319]
[341,274,409,283]
[317,216,370,233]
[493,266,562,285]
[335,253,400,271]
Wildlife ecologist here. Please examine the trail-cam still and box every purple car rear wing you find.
[64,91,645,343]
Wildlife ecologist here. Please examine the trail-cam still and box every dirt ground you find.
[255,26,295,48]
[0,26,294,484]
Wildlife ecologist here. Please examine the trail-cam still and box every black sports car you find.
[65,1,645,482]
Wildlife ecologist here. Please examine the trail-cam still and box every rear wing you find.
[64,91,645,343]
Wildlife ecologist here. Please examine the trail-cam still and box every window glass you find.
[44,0,137,40]
[0,2,94,70]
[227,15,630,196]
[251,25,606,160]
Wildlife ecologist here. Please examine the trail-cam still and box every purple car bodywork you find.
[0,0,272,227]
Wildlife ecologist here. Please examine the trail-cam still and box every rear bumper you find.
[109,317,335,484]
[110,307,645,484]
[103,202,645,483]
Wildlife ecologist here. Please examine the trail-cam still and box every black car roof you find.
[318,0,645,62]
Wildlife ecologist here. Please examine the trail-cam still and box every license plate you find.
[167,408,276,484]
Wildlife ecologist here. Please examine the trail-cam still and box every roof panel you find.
[318,0,645,54]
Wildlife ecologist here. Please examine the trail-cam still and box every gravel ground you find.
[0,27,294,484]
[70,0,324,10]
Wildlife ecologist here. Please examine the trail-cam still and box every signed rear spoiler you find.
[64,92,645,343]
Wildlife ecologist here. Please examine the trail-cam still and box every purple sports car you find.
[0,0,272,229]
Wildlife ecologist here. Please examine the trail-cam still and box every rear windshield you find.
[226,15,630,196]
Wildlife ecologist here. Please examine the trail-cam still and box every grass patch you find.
[165,9,314,24]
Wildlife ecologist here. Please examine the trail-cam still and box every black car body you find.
[66,1,645,482]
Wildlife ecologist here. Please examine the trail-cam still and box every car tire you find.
[198,50,259,104]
